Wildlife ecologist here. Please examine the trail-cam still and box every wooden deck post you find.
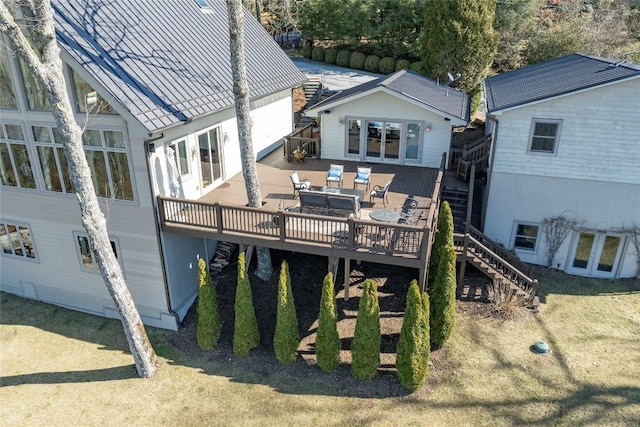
[214,202,223,234]
[245,246,254,273]
[344,257,351,301]
[418,263,427,292]
[458,222,470,288]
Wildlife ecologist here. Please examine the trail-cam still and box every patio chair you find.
[290,172,311,198]
[370,180,392,206]
[353,166,372,191]
[326,164,344,187]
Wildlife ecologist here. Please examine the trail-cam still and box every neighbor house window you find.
[70,69,116,114]
[32,125,75,194]
[75,234,121,272]
[82,129,134,201]
[0,122,37,189]
[513,223,539,251]
[405,122,421,160]
[529,119,561,153]
[0,44,17,109]
[173,139,189,176]
[347,119,361,155]
[0,221,36,259]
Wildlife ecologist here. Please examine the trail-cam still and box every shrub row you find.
[305,46,418,75]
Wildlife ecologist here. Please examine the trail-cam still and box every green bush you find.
[233,252,260,357]
[409,61,425,75]
[470,87,482,115]
[379,57,396,74]
[350,52,366,70]
[336,50,351,67]
[316,273,340,372]
[197,258,221,350]
[364,55,380,73]
[396,280,429,391]
[429,201,454,287]
[351,279,380,380]
[430,243,457,349]
[324,48,338,65]
[302,44,312,59]
[274,260,299,364]
[311,46,325,62]
[395,59,411,71]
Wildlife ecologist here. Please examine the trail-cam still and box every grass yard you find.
[1,271,639,426]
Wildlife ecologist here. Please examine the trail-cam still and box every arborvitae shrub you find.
[351,279,380,380]
[316,272,340,372]
[396,280,429,391]
[274,260,299,364]
[430,243,457,349]
[429,201,454,287]
[302,44,312,59]
[364,55,380,73]
[395,59,411,71]
[197,258,221,350]
[311,46,325,62]
[379,57,396,74]
[233,252,260,357]
[410,61,425,75]
[336,50,351,67]
[324,48,338,64]
[350,52,366,70]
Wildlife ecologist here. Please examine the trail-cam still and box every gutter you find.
[482,115,499,230]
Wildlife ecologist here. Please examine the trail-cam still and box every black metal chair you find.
[369,180,391,206]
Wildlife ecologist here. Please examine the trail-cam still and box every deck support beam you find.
[344,258,351,301]
[243,245,254,273]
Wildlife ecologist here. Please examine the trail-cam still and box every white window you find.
[513,223,539,251]
[32,125,75,194]
[0,221,37,259]
[70,68,116,114]
[0,122,37,189]
[75,233,121,272]
[173,139,190,177]
[529,119,561,153]
[0,43,17,109]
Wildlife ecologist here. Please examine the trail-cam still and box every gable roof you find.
[52,0,306,133]
[306,69,470,121]
[485,53,640,113]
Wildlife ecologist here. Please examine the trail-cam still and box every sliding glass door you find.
[197,127,223,190]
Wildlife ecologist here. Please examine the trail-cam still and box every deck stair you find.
[456,135,492,181]
[303,76,324,107]
[454,225,539,311]
[442,186,468,233]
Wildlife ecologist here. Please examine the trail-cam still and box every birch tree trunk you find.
[226,0,273,280]
[0,0,158,378]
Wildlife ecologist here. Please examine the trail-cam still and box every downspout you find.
[144,134,181,326]
[482,115,499,231]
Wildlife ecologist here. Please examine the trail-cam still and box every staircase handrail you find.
[462,135,491,162]
[468,224,532,276]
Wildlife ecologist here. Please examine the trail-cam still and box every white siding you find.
[317,91,456,168]
[491,78,640,184]
[484,172,639,278]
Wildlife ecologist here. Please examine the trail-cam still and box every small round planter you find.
[292,153,306,162]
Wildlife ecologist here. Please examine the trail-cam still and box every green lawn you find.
[1,274,639,426]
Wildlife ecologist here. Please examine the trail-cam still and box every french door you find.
[364,120,401,163]
[567,231,625,278]
[197,127,223,191]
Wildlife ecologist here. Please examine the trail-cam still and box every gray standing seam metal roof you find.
[485,53,640,113]
[52,0,307,133]
[308,69,470,122]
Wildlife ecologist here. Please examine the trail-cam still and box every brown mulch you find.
[169,249,491,397]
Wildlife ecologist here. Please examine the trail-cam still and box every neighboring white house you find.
[305,70,470,168]
[0,0,306,329]
[483,53,640,279]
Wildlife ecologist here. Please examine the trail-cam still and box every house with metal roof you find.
[0,0,306,329]
[304,70,470,168]
[482,53,640,279]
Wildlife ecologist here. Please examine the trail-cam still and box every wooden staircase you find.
[454,225,539,311]
[441,186,468,233]
[456,135,491,181]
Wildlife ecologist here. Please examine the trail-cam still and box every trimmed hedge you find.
[429,201,454,287]
[233,252,260,357]
[324,48,338,65]
[316,272,340,372]
[364,55,380,73]
[410,61,425,75]
[302,44,312,59]
[396,280,429,391]
[351,279,380,380]
[379,57,396,74]
[196,258,221,350]
[311,46,325,62]
[395,59,411,71]
[274,260,299,365]
[336,50,351,67]
[350,52,366,70]
[430,243,457,349]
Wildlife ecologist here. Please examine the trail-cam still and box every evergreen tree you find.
[274,260,299,364]
[430,243,457,348]
[233,252,260,357]
[396,280,430,391]
[429,201,454,287]
[316,272,341,372]
[197,258,221,350]
[421,0,499,108]
[351,279,381,380]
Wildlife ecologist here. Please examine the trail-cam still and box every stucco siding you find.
[491,78,640,184]
[484,172,638,278]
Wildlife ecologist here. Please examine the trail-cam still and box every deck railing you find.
[283,123,321,161]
